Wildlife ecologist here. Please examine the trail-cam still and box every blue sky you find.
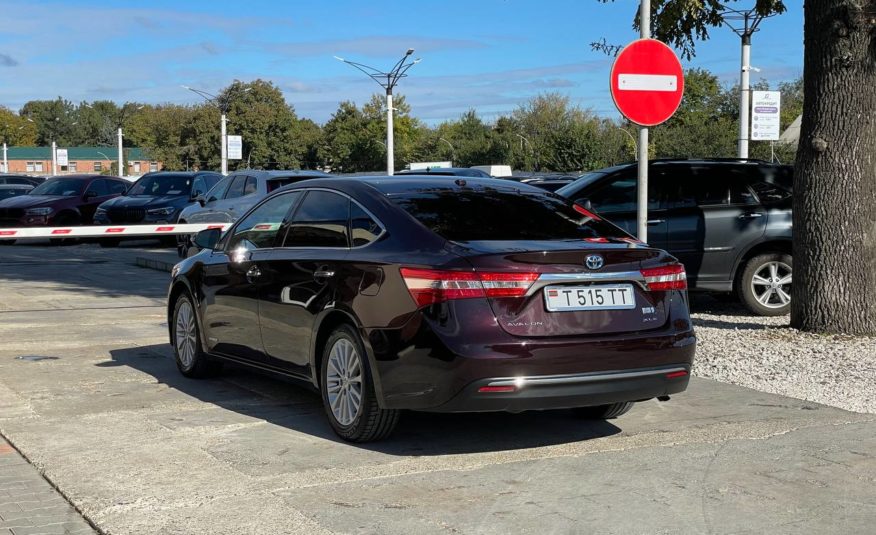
[0,0,803,125]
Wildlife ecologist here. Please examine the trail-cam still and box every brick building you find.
[1,146,161,176]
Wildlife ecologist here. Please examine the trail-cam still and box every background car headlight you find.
[25,207,53,216]
[147,207,176,216]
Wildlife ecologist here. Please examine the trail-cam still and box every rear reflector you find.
[478,385,516,393]
[573,204,602,221]
[640,264,687,291]
[666,370,689,379]
[400,268,538,307]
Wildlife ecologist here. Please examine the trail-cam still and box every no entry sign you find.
[610,39,684,126]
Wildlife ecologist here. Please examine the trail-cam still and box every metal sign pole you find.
[636,0,650,243]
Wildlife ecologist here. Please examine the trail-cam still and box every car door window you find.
[105,179,128,195]
[283,190,350,248]
[670,166,731,207]
[588,173,637,213]
[85,179,109,197]
[242,176,258,196]
[350,203,383,247]
[206,177,232,202]
[225,175,247,200]
[226,192,302,251]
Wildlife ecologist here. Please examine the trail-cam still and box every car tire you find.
[738,253,792,316]
[160,236,178,247]
[49,214,79,245]
[99,238,120,248]
[571,402,634,419]
[172,293,221,378]
[320,324,399,442]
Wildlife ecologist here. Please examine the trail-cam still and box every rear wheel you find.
[320,324,399,442]
[738,253,792,316]
[172,294,221,378]
[571,402,635,419]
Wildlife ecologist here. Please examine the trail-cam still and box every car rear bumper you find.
[427,365,691,413]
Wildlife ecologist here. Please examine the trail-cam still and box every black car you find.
[0,184,34,200]
[94,171,222,246]
[169,177,695,442]
[395,167,491,177]
[557,159,793,316]
[519,175,577,192]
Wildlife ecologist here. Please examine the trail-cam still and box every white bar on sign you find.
[618,74,678,92]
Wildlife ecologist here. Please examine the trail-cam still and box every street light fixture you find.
[182,85,251,175]
[438,137,455,163]
[334,49,421,175]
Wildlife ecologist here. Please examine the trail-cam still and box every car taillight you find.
[400,268,538,307]
[640,264,687,291]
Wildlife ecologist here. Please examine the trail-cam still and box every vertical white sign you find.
[227,135,243,160]
[751,90,781,141]
[56,148,69,166]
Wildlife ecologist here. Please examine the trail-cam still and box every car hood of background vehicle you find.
[0,195,67,209]
[102,195,189,208]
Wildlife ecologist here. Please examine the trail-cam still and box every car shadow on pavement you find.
[107,344,622,455]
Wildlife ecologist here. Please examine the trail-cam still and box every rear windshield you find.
[388,189,630,242]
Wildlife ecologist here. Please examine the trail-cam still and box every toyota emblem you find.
[585,254,604,270]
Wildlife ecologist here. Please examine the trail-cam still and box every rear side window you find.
[389,189,629,242]
[206,177,232,201]
[350,203,382,246]
[283,190,350,248]
[243,176,258,196]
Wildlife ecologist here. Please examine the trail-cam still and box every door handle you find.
[313,269,335,280]
[246,265,262,283]
[647,219,665,225]
[738,212,764,220]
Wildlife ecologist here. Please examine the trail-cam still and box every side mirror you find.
[574,198,593,211]
[193,228,221,250]
[196,194,207,207]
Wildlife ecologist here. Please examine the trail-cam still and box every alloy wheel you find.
[750,260,792,309]
[325,338,363,426]
[175,300,197,368]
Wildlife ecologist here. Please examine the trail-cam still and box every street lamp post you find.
[183,86,250,175]
[438,137,455,163]
[615,126,638,161]
[88,103,143,177]
[335,49,421,175]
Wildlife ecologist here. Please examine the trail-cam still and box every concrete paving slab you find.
[0,244,874,534]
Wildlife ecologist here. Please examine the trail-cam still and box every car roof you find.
[0,183,33,189]
[395,167,490,177]
[278,176,550,196]
[233,169,333,179]
[139,171,220,178]
[43,174,106,180]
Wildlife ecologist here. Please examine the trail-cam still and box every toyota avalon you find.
[168,177,695,442]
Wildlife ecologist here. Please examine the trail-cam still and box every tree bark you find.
[791,0,876,335]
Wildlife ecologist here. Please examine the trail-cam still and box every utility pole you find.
[636,0,650,242]
[51,141,57,175]
[117,127,124,177]
[719,6,774,159]
[220,112,228,175]
[2,142,7,173]
[335,49,421,175]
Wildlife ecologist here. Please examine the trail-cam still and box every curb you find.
[135,256,176,273]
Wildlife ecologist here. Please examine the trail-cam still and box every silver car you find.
[177,169,332,256]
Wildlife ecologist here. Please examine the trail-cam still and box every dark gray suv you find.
[557,159,793,316]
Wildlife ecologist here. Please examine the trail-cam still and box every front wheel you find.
[320,325,399,442]
[738,253,792,316]
[172,294,220,378]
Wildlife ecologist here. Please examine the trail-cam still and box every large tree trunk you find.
[791,0,876,335]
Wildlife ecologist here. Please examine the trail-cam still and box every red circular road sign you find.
[610,39,684,126]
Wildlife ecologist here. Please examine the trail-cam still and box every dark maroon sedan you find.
[0,175,128,234]
[168,177,695,442]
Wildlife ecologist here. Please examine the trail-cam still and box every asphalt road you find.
[1,242,874,534]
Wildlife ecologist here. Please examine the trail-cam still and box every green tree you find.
[362,93,424,172]
[20,98,78,146]
[0,107,38,145]
[320,101,371,172]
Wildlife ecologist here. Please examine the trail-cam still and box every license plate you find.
[544,284,636,311]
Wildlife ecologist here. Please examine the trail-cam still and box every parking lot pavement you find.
[1,244,875,534]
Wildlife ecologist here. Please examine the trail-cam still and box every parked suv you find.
[176,169,332,257]
[0,174,128,244]
[93,171,222,247]
[557,159,793,316]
